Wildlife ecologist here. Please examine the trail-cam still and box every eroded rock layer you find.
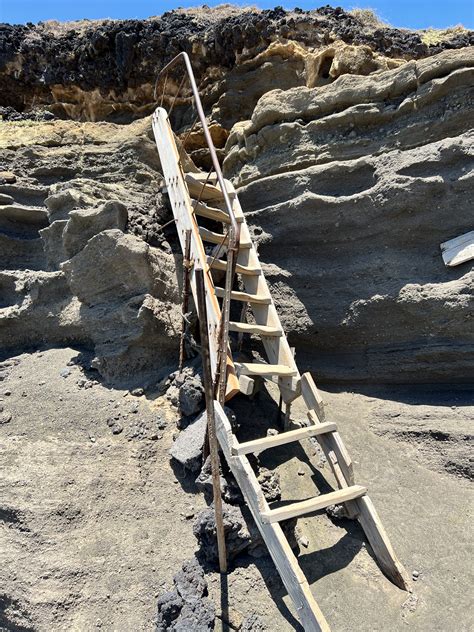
[1,6,472,123]
[0,118,180,386]
[224,48,474,382]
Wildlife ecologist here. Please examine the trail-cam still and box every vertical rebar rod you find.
[179,230,192,372]
[195,267,227,574]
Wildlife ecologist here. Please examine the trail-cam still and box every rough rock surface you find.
[224,47,474,382]
[1,7,472,123]
[169,409,207,472]
[0,117,181,386]
[156,557,215,632]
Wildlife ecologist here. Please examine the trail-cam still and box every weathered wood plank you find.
[214,402,331,632]
[233,422,337,456]
[261,485,367,524]
[440,230,474,267]
[356,495,411,591]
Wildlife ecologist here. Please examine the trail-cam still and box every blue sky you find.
[0,0,472,29]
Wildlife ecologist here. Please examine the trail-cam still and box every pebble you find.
[130,387,144,397]
[112,423,123,435]
[4,390,11,396]
[297,467,305,476]
[38,381,45,386]
[0,411,12,424]
[267,428,279,436]
[60,368,71,378]
[412,570,420,580]
[0,171,16,183]
[299,535,309,548]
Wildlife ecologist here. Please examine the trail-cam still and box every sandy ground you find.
[1,347,473,631]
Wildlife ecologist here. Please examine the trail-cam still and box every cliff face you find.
[1,6,472,122]
[0,7,472,385]
[224,48,474,382]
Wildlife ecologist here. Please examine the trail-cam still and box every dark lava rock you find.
[172,597,215,632]
[156,591,184,631]
[195,455,243,505]
[193,502,253,564]
[257,467,281,502]
[156,557,215,632]
[169,409,206,472]
[173,557,207,601]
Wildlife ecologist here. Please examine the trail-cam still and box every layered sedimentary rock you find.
[224,48,474,382]
[0,8,472,384]
[1,6,472,123]
[0,117,180,386]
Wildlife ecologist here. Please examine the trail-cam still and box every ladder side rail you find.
[214,402,331,632]
[152,110,239,396]
[225,182,301,401]
[155,52,241,404]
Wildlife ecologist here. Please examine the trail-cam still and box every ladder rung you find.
[261,485,367,524]
[193,200,243,224]
[234,362,297,377]
[199,226,251,249]
[232,422,337,456]
[207,257,260,275]
[229,322,282,337]
[185,174,224,201]
[215,287,271,304]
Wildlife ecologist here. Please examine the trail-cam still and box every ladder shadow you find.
[233,551,305,632]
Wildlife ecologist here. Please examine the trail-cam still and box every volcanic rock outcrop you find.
[1,6,472,122]
[224,47,474,382]
[0,118,181,386]
[0,8,472,385]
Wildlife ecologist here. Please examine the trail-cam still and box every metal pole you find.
[179,230,192,372]
[195,267,227,573]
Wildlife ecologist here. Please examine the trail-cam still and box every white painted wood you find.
[192,200,243,224]
[238,374,255,396]
[185,173,224,201]
[233,422,337,456]
[261,485,367,524]
[207,256,261,275]
[301,373,326,421]
[440,230,474,266]
[356,495,411,590]
[199,226,252,248]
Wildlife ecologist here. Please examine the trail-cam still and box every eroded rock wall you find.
[223,48,474,382]
[1,6,472,123]
[0,117,181,386]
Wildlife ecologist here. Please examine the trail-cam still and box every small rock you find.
[38,381,46,386]
[267,428,279,436]
[60,368,71,378]
[299,535,309,548]
[112,423,123,435]
[0,171,16,183]
[0,411,12,424]
[4,390,11,396]
[131,387,144,397]
[170,411,207,472]
[297,467,305,476]
[412,570,420,580]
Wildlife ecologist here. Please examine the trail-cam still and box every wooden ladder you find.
[153,95,409,631]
